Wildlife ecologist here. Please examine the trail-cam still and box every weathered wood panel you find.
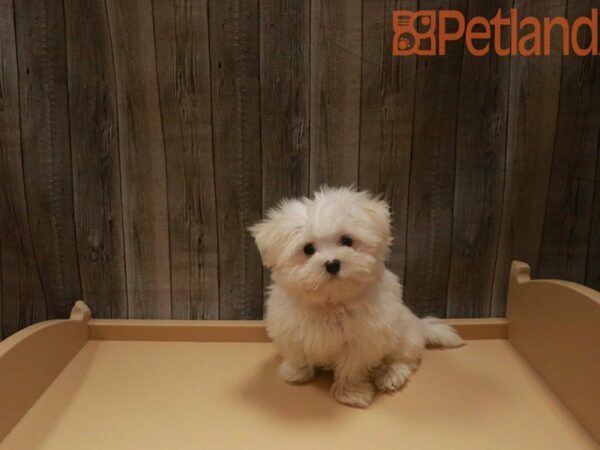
[209,0,263,319]
[358,0,417,282]
[446,0,510,317]
[153,0,219,320]
[14,0,81,320]
[491,0,567,316]
[585,0,600,292]
[260,0,310,209]
[538,0,600,284]
[64,0,128,319]
[105,0,171,319]
[404,0,468,318]
[1,0,600,338]
[0,0,46,337]
[259,0,310,293]
[588,143,600,292]
[310,0,362,190]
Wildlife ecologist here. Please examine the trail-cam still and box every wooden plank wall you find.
[1,1,599,337]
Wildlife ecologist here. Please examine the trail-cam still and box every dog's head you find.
[249,186,392,302]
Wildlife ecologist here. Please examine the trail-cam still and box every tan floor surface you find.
[1,340,597,450]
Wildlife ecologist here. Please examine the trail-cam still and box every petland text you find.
[393,9,598,56]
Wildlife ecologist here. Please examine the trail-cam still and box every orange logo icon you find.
[393,11,437,56]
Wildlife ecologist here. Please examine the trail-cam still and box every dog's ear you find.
[356,195,392,257]
[248,199,307,268]
[248,218,280,268]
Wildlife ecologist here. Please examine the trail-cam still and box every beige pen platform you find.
[0,261,598,449]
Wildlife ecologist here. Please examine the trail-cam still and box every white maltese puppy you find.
[249,186,463,407]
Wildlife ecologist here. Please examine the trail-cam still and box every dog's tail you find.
[421,317,464,348]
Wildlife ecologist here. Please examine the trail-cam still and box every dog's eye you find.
[340,235,353,247]
[303,243,315,256]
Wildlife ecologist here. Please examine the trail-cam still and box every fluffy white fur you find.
[249,186,464,408]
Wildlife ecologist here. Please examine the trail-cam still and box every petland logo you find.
[393,9,599,56]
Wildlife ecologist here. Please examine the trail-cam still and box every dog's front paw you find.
[331,381,375,408]
[373,362,414,392]
[278,361,315,384]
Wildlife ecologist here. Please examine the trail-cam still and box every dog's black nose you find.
[325,259,341,275]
